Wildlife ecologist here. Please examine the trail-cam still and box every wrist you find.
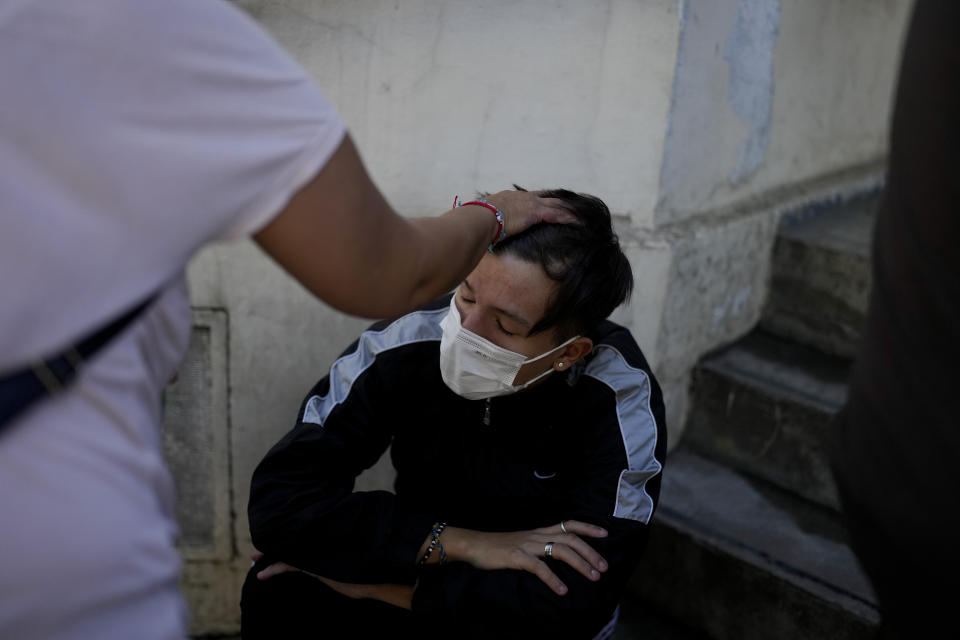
[436,526,471,564]
[454,196,505,245]
[417,521,449,567]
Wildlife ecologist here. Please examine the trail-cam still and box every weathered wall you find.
[235,0,680,228]
[658,0,908,222]
[641,0,909,433]
[164,0,912,634]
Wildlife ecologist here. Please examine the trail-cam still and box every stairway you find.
[627,191,881,640]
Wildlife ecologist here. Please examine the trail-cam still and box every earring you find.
[557,362,565,369]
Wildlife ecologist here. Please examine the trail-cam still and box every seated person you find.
[240,189,667,640]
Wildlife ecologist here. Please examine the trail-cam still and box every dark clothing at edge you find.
[829,1,960,637]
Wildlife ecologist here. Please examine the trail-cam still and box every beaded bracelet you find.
[418,521,448,568]
[454,196,507,245]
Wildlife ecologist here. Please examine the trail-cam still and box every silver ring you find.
[544,542,554,558]
[560,521,568,534]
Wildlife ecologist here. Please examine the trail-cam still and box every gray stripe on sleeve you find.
[301,307,446,426]
[583,345,663,524]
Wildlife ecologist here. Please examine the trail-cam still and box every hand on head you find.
[483,189,579,238]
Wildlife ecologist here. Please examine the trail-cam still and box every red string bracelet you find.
[454,196,506,245]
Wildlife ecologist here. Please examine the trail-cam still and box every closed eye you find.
[496,319,516,336]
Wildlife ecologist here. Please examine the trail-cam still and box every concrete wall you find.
[235,0,680,228]
[638,0,909,436]
[658,0,907,223]
[163,0,912,634]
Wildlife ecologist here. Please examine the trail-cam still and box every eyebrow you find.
[461,279,532,328]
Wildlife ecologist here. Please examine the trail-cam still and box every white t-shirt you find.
[0,0,345,373]
[0,0,345,637]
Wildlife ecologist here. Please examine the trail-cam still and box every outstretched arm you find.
[255,134,573,320]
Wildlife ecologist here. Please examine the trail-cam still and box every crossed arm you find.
[253,519,611,610]
[249,425,644,636]
[247,359,650,636]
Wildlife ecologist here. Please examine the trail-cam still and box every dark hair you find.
[491,187,633,339]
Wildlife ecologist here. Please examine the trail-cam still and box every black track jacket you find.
[248,296,667,638]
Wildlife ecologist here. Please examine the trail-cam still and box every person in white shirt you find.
[0,1,570,638]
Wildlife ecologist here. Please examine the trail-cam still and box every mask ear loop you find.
[511,336,580,390]
[513,365,557,390]
[521,334,580,367]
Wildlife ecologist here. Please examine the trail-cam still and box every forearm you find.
[248,422,434,583]
[256,134,573,320]
[255,135,494,319]
[313,576,414,611]
[363,583,415,610]
[411,520,645,633]
[367,204,499,316]
[251,484,436,584]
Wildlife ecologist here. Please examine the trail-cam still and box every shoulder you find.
[300,297,449,425]
[574,320,666,523]
[587,321,656,373]
[351,295,450,364]
[580,321,663,422]
[364,295,451,336]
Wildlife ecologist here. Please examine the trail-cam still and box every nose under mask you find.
[438,295,578,400]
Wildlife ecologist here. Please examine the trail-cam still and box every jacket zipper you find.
[483,398,491,426]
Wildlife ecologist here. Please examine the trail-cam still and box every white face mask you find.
[438,295,579,400]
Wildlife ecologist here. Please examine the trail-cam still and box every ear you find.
[552,337,593,371]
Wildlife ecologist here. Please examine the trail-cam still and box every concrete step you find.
[684,329,850,510]
[629,448,878,640]
[761,191,878,358]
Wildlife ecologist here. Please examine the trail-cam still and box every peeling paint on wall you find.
[656,0,787,222]
[725,0,781,183]
[712,285,754,326]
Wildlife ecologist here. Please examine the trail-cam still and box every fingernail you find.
[599,560,608,571]
[591,569,600,580]
[558,584,568,595]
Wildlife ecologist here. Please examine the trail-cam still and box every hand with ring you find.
[434,520,609,596]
